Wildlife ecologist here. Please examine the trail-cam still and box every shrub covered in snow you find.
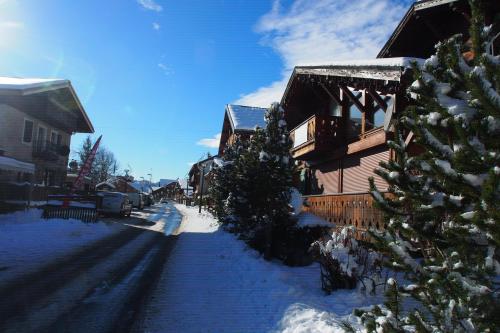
[310,226,384,294]
[359,6,500,332]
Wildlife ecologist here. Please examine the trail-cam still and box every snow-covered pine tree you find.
[359,2,500,331]
[208,135,244,222]
[219,102,297,254]
[257,102,296,224]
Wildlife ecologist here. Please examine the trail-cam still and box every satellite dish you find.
[383,100,395,132]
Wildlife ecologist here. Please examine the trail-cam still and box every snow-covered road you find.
[0,203,180,333]
[0,202,381,332]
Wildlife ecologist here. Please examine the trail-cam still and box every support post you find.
[198,164,204,213]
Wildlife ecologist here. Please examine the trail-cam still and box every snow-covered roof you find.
[130,181,153,194]
[159,178,176,187]
[0,77,70,95]
[95,181,116,189]
[0,76,94,133]
[0,156,35,174]
[178,179,194,196]
[312,57,425,68]
[226,104,267,132]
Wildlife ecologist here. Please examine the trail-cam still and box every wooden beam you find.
[340,85,366,112]
[319,83,343,105]
[404,131,414,146]
[367,88,387,111]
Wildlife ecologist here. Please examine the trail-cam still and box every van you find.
[128,192,145,210]
[97,192,132,217]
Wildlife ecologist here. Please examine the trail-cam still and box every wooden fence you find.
[303,192,386,236]
[42,195,101,223]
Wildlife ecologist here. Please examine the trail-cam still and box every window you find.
[348,90,363,139]
[37,126,46,149]
[51,131,58,144]
[22,119,34,144]
[328,99,341,117]
[365,94,394,131]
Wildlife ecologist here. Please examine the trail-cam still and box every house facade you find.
[0,77,94,188]
[188,156,215,199]
[283,0,500,231]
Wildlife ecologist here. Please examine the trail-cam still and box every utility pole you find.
[198,162,204,213]
[186,177,189,206]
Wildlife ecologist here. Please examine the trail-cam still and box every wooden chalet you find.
[188,156,215,198]
[218,104,267,155]
[282,0,500,231]
[95,176,138,193]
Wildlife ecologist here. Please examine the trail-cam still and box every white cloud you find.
[236,0,410,107]
[0,21,24,29]
[158,62,173,75]
[152,22,160,30]
[137,0,162,12]
[197,133,221,149]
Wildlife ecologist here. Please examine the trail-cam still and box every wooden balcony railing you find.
[33,140,70,162]
[290,114,344,159]
[303,192,386,236]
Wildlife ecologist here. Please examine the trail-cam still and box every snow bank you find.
[296,212,333,228]
[141,205,379,333]
[0,209,126,284]
[173,204,219,233]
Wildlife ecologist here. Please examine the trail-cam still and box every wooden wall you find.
[312,145,389,194]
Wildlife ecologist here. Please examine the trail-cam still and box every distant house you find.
[177,178,193,196]
[218,104,267,155]
[65,173,93,192]
[188,156,215,200]
[0,77,94,188]
[96,176,137,193]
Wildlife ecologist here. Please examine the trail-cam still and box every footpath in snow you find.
[140,204,381,333]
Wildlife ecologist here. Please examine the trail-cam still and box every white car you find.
[128,192,145,210]
[97,192,132,217]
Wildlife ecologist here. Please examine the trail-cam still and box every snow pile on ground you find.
[0,209,126,284]
[296,212,333,228]
[141,205,381,333]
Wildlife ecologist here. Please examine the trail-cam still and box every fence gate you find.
[42,195,101,223]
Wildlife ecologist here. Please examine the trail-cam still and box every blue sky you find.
[0,0,412,182]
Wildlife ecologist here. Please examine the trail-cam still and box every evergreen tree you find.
[209,103,297,254]
[208,135,245,222]
[359,3,500,331]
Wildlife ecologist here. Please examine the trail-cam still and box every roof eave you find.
[67,82,95,133]
[225,104,237,133]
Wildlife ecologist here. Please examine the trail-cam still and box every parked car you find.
[97,192,132,217]
[128,192,145,210]
[160,198,168,203]
[144,194,154,206]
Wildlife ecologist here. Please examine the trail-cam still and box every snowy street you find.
[0,203,180,333]
[0,203,379,332]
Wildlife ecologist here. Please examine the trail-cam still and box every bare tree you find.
[75,135,119,183]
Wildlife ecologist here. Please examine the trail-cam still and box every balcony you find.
[33,140,69,162]
[290,114,345,160]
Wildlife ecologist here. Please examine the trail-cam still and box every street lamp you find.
[140,176,145,192]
